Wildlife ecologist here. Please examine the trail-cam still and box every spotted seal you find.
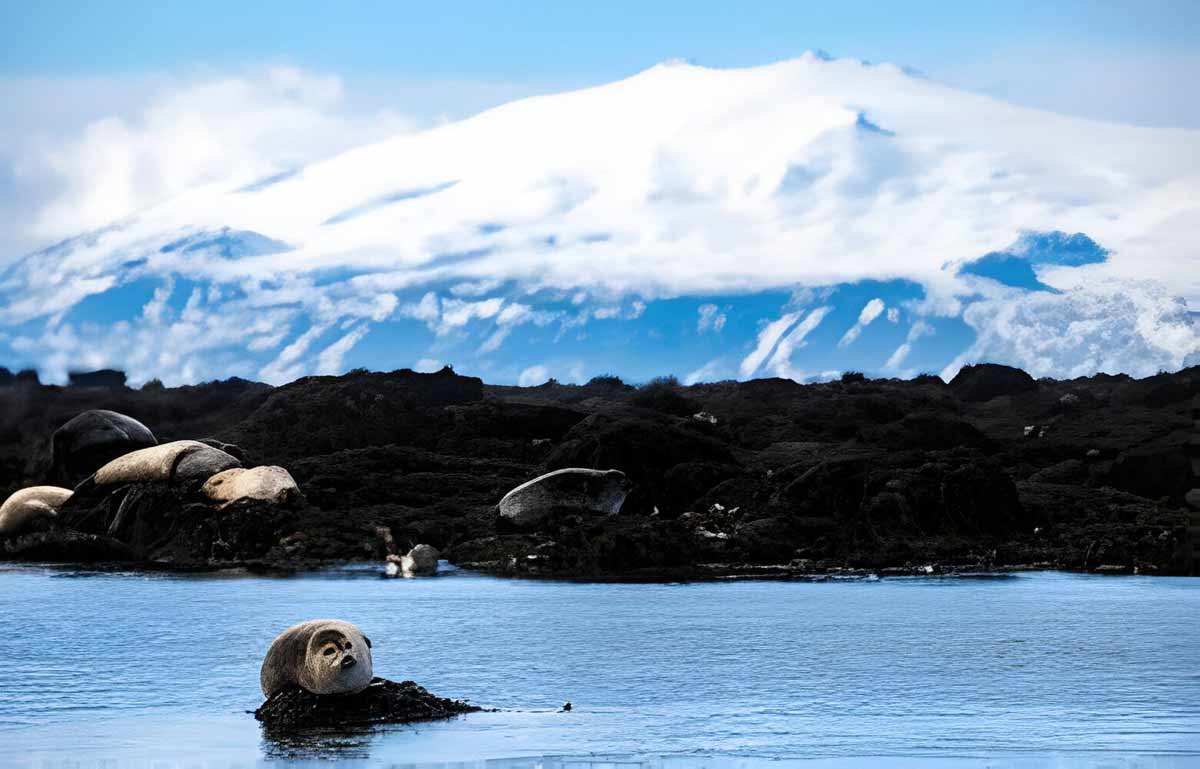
[93,440,240,488]
[260,619,374,697]
[0,486,72,536]
[386,543,440,577]
[51,410,157,484]
[201,466,299,509]
[498,467,630,527]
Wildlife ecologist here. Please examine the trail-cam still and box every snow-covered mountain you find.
[2,54,1199,385]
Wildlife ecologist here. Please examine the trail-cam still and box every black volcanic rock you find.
[227,367,483,463]
[950,363,1038,402]
[255,678,480,731]
[0,363,1196,576]
[544,411,737,515]
[68,369,128,389]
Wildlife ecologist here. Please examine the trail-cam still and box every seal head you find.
[201,466,299,509]
[260,619,374,697]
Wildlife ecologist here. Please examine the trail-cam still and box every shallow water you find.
[0,565,1197,769]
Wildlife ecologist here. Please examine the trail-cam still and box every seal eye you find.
[344,641,352,650]
[322,646,336,657]
[364,636,372,649]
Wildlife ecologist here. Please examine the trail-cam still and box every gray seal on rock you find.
[498,467,630,528]
[51,410,157,484]
[94,440,241,488]
[260,619,374,697]
[0,486,72,536]
[201,466,299,509]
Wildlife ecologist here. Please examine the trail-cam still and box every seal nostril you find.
[341,656,356,669]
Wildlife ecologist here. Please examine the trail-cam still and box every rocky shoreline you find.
[1,363,1197,578]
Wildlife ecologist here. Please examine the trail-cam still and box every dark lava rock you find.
[228,367,483,463]
[56,480,303,566]
[545,412,737,515]
[254,678,480,731]
[50,409,157,485]
[3,363,1198,576]
[950,363,1038,402]
[2,528,135,562]
[68,369,128,390]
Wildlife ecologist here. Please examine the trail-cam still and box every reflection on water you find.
[260,721,380,761]
[0,565,1198,768]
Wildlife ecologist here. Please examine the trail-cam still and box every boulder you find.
[498,467,629,528]
[1109,445,1192,502]
[50,409,157,484]
[949,363,1037,402]
[544,412,735,514]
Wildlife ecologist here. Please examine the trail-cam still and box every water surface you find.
[1,566,1197,768]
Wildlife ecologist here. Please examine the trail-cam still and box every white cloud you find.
[10,285,300,386]
[399,292,440,325]
[837,297,886,348]
[437,297,503,330]
[480,302,560,353]
[260,323,329,384]
[684,357,726,385]
[518,364,550,386]
[740,311,802,378]
[316,324,371,375]
[414,358,442,372]
[765,306,833,380]
[3,68,416,257]
[943,280,1200,380]
[697,303,727,333]
[884,320,934,371]
[886,307,900,323]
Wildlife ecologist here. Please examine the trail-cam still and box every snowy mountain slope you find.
[2,54,1198,384]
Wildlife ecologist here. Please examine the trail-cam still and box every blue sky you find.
[4,2,1198,81]
[0,3,1197,386]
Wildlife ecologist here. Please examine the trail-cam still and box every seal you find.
[201,466,299,509]
[386,543,440,577]
[0,486,72,536]
[498,467,630,528]
[51,409,157,484]
[260,619,374,697]
[94,440,241,488]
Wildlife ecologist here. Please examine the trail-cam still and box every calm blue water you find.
[0,565,1197,769]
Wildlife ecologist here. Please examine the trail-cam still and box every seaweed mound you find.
[254,678,480,730]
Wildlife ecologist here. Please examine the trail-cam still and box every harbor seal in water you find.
[260,620,374,697]
[498,467,629,528]
[51,410,157,484]
[201,466,299,509]
[0,486,72,535]
[94,440,241,488]
[386,543,439,577]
